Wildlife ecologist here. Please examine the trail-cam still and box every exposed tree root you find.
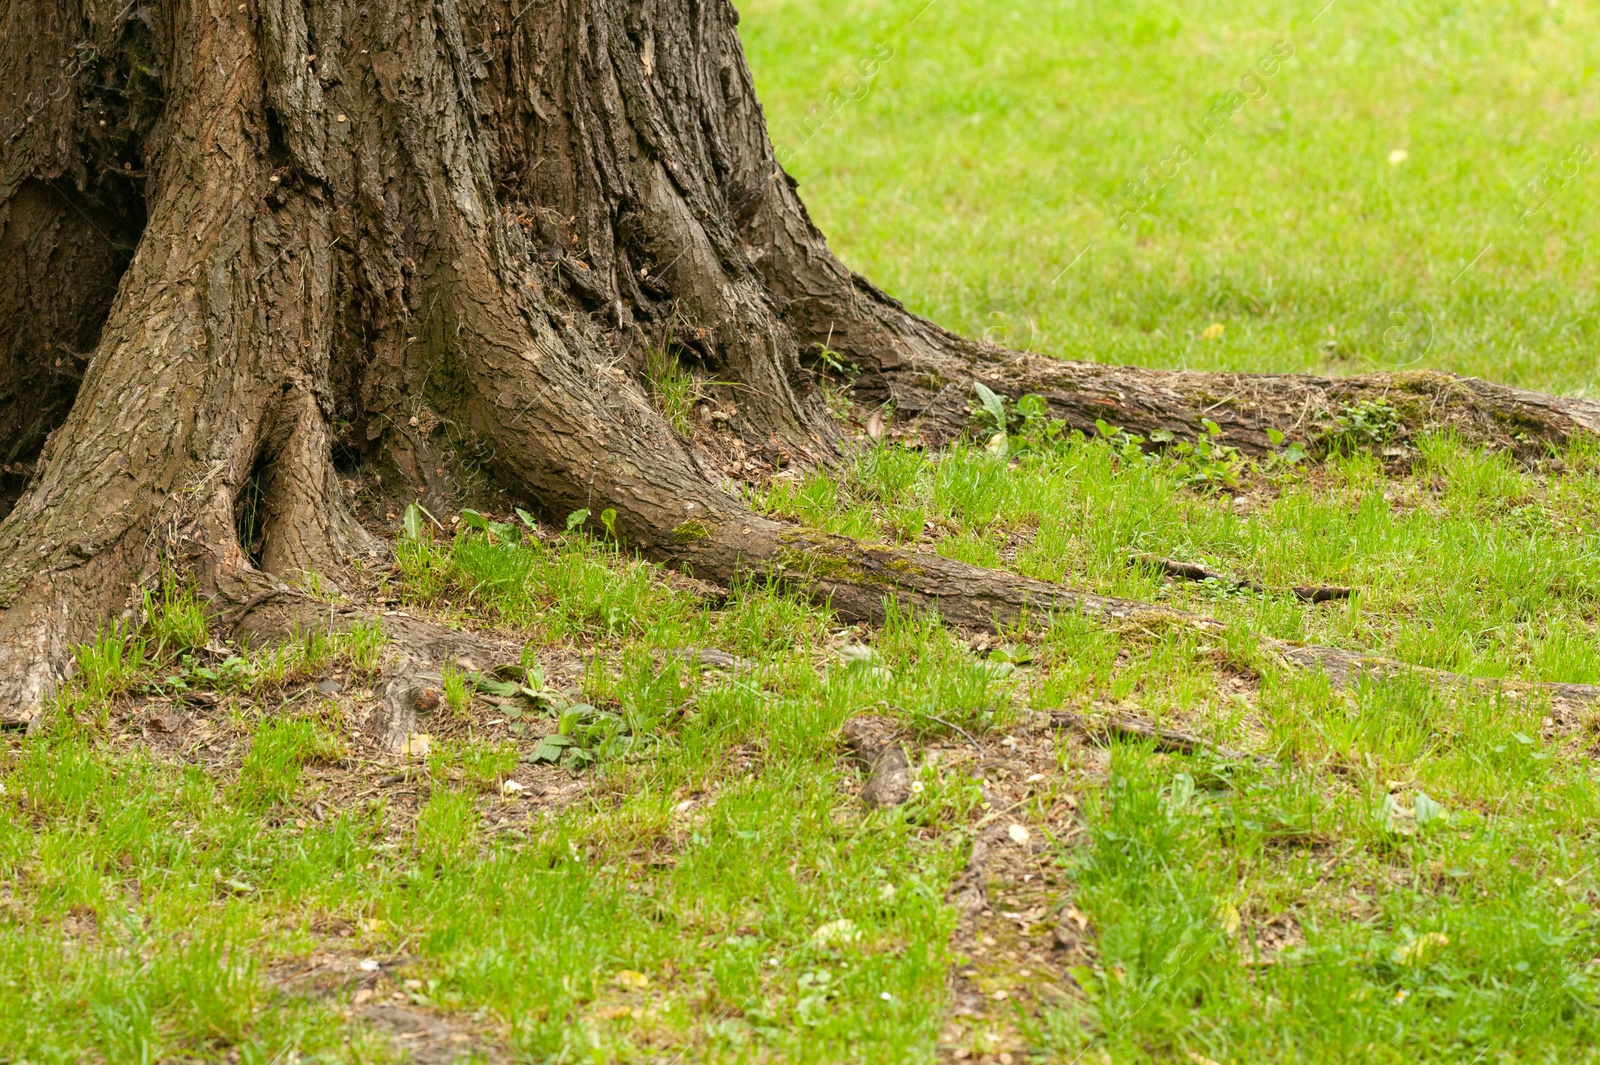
[886,351,1600,460]
[1272,643,1600,729]
[1130,552,1352,603]
[212,570,523,755]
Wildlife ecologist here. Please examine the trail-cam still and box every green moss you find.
[672,519,713,542]
[1489,407,1550,436]
[1393,369,1456,394]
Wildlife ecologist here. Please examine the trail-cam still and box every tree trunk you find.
[0,0,1592,721]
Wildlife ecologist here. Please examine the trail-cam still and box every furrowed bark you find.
[0,0,151,517]
[0,1,363,721]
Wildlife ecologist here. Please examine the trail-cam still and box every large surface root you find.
[764,253,1600,459]
[644,516,1600,728]
[877,348,1600,460]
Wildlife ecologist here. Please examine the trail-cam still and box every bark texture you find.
[0,0,1594,723]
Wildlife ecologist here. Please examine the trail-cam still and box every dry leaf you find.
[811,918,861,947]
[1392,931,1449,966]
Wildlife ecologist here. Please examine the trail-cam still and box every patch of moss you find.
[673,519,712,542]
[1393,369,1456,394]
[1489,408,1550,436]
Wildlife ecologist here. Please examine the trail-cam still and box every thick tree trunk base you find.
[1,0,1594,725]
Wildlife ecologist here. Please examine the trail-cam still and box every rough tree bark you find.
[0,0,1594,722]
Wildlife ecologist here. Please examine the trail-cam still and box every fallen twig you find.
[1051,709,1274,767]
[1129,552,1351,603]
[925,712,982,751]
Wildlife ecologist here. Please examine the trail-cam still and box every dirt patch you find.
[269,949,511,1063]
[831,712,1112,1063]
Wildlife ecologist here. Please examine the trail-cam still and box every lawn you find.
[743,0,1600,393]
[5,2,1600,1062]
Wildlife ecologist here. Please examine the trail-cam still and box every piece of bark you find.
[1130,553,1351,603]
[841,714,912,808]
[946,835,990,917]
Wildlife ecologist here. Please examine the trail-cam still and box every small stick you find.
[925,712,982,751]
[1128,552,1351,603]
[1051,710,1274,767]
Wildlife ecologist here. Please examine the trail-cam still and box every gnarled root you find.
[213,569,523,756]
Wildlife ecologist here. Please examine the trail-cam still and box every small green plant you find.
[441,661,473,718]
[972,383,1065,453]
[644,342,703,436]
[144,578,209,660]
[1327,398,1403,454]
[1095,418,1158,468]
[1264,426,1308,467]
[971,380,1009,441]
[813,340,852,377]
[1012,393,1067,444]
[403,501,438,542]
[1152,418,1248,492]
[74,624,149,703]
[526,702,627,771]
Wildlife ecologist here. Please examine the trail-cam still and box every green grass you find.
[742,0,1600,394]
[756,430,1600,685]
[12,429,1600,1059]
[8,4,1600,1060]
